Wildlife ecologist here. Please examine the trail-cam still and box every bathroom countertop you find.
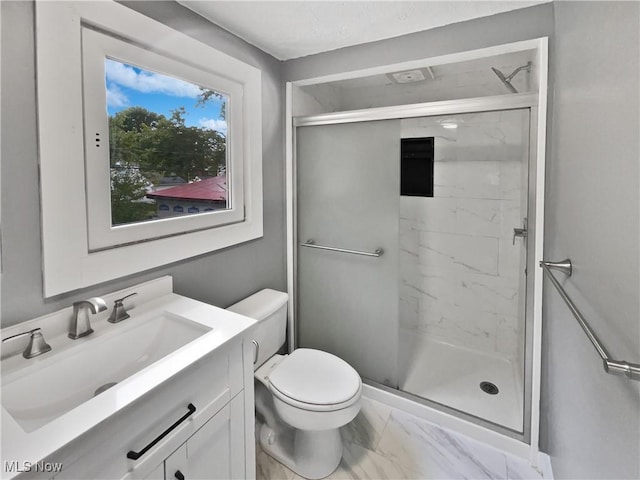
[0,277,257,477]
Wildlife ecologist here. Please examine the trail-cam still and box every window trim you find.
[36,1,263,297]
[82,27,244,250]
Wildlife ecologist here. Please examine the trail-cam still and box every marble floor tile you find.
[256,397,550,480]
[341,397,392,451]
[256,445,296,480]
[290,442,411,480]
[335,441,414,479]
[375,409,508,479]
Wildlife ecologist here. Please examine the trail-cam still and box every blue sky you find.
[105,59,227,133]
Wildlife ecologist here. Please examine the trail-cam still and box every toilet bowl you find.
[227,290,362,479]
[258,349,362,430]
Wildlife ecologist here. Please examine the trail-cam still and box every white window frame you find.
[82,28,244,250]
[36,1,263,297]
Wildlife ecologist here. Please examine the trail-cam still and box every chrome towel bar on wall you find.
[540,259,640,381]
[300,239,384,258]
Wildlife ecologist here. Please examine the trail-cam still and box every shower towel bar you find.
[540,259,640,381]
[300,239,384,258]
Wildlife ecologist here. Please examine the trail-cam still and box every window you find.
[105,59,228,226]
[36,1,262,296]
[82,27,245,250]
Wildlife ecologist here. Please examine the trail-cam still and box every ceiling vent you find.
[386,67,435,84]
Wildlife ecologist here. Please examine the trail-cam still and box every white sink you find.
[1,312,211,433]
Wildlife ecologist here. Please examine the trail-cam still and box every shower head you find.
[491,61,532,94]
[491,67,518,93]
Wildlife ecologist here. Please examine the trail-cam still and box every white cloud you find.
[105,59,201,98]
[199,118,227,134]
[106,83,129,108]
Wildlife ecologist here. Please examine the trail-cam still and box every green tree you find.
[108,93,227,225]
[196,87,226,120]
[109,106,226,182]
[110,163,155,225]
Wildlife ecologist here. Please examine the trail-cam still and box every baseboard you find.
[538,452,554,479]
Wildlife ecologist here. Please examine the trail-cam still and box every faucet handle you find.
[108,293,137,323]
[2,328,52,359]
[114,292,137,304]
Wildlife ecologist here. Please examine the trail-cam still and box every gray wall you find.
[0,1,285,327]
[283,4,554,81]
[543,2,640,478]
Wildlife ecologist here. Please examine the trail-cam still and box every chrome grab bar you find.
[300,239,383,258]
[540,259,640,381]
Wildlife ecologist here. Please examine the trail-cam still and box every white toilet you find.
[228,289,362,479]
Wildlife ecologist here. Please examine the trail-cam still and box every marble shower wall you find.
[399,111,529,359]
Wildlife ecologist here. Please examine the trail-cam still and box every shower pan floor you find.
[398,331,523,432]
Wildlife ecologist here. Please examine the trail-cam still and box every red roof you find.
[146,176,227,202]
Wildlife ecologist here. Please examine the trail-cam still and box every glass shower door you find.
[296,120,400,388]
[296,108,530,433]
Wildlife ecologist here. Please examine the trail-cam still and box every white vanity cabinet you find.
[145,397,244,480]
[24,337,256,480]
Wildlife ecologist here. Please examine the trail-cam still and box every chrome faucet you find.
[69,297,107,339]
[2,328,52,359]
[108,293,137,323]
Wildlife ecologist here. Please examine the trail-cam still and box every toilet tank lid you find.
[227,289,289,320]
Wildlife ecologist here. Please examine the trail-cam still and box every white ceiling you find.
[178,1,550,61]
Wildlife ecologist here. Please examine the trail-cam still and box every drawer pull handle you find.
[126,403,197,460]
[175,470,185,480]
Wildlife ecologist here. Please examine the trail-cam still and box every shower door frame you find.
[285,37,548,465]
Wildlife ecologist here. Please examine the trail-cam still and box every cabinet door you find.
[164,445,188,480]
[143,462,165,480]
[186,395,245,480]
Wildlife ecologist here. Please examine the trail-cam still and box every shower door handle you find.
[512,218,528,245]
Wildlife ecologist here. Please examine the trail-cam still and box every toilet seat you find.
[267,348,362,412]
[270,380,362,412]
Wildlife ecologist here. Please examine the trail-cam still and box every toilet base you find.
[258,420,343,479]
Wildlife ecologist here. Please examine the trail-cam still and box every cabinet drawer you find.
[32,340,244,480]
[138,395,245,480]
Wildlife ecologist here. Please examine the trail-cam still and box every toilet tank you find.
[227,289,289,368]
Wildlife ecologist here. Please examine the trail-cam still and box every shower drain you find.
[480,381,499,395]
